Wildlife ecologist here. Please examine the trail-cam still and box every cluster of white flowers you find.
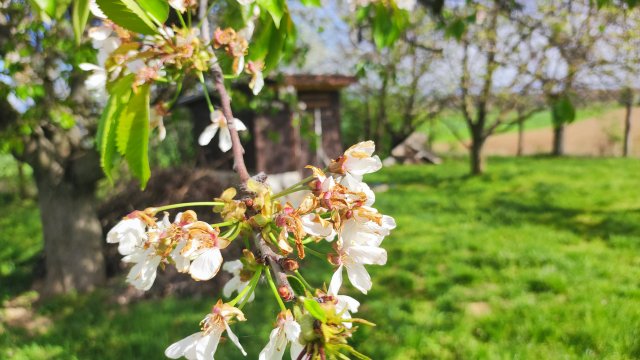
[106,141,394,359]
[107,211,230,291]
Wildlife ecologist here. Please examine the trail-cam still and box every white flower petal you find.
[284,319,301,341]
[223,276,242,298]
[189,248,223,281]
[218,128,232,152]
[328,265,344,296]
[347,245,387,265]
[289,340,304,360]
[165,332,201,359]
[345,263,372,294]
[234,118,247,132]
[198,123,219,146]
[259,327,283,360]
[222,259,243,274]
[225,322,248,356]
[195,328,223,360]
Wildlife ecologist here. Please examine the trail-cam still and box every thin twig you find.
[253,234,294,302]
[199,0,251,184]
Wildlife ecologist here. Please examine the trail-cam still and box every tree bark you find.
[552,123,565,156]
[623,102,632,157]
[470,131,485,175]
[22,129,105,296]
[517,118,525,156]
[34,171,105,295]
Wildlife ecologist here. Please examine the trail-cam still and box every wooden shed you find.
[182,74,356,174]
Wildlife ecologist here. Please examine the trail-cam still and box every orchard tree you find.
[0,1,106,295]
[451,1,542,175]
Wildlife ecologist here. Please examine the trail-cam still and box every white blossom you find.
[106,216,146,256]
[222,260,255,303]
[300,213,336,241]
[259,311,301,360]
[328,271,360,329]
[165,302,247,359]
[342,141,382,181]
[198,110,247,152]
[169,0,188,13]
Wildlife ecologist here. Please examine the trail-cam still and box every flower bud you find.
[278,285,294,301]
[280,258,299,272]
[244,198,254,208]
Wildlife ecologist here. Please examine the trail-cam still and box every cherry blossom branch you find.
[199,0,251,184]
[253,233,294,302]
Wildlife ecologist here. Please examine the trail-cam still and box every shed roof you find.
[284,74,357,91]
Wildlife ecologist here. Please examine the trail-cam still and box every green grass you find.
[2,157,640,359]
[424,102,621,144]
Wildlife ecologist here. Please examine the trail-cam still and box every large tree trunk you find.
[34,171,105,295]
[623,102,632,157]
[23,128,105,296]
[470,131,485,175]
[552,124,565,156]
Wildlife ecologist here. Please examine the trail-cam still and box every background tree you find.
[0,1,105,295]
[452,1,542,174]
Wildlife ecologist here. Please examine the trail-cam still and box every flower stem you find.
[229,266,263,307]
[153,201,223,213]
[294,270,313,290]
[272,175,315,199]
[266,267,287,311]
[197,71,215,113]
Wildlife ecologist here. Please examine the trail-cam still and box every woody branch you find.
[199,0,251,184]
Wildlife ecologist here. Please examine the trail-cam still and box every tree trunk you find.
[552,124,565,156]
[34,172,105,295]
[623,102,632,157]
[23,131,106,296]
[470,131,485,175]
[517,118,525,156]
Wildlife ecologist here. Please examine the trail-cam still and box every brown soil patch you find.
[436,107,640,157]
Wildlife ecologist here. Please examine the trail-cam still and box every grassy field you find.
[422,102,620,144]
[2,157,640,359]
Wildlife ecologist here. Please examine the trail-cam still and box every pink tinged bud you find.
[278,285,294,301]
[283,207,294,216]
[345,210,353,219]
[275,216,287,227]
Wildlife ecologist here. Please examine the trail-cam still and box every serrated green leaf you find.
[303,298,327,322]
[73,0,91,45]
[138,0,169,25]
[123,84,151,189]
[98,75,135,180]
[257,0,286,28]
[96,0,157,35]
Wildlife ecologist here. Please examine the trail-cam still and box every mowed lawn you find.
[2,157,640,359]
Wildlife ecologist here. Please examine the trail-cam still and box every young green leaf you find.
[98,75,135,180]
[96,0,157,35]
[73,0,91,45]
[257,0,286,28]
[137,0,169,25]
[123,84,151,189]
[303,298,327,322]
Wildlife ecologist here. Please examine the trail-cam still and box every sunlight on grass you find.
[2,157,640,359]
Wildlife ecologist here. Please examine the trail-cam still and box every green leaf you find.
[98,75,135,180]
[123,84,151,189]
[299,0,321,7]
[96,0,157,35]
[551,95,576,126]
[73,0,91,45]
[445,18,467,40]
[257,0,286,28]
[30,0,56,18]
[303,298,327,322]
[137,0,169,25]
